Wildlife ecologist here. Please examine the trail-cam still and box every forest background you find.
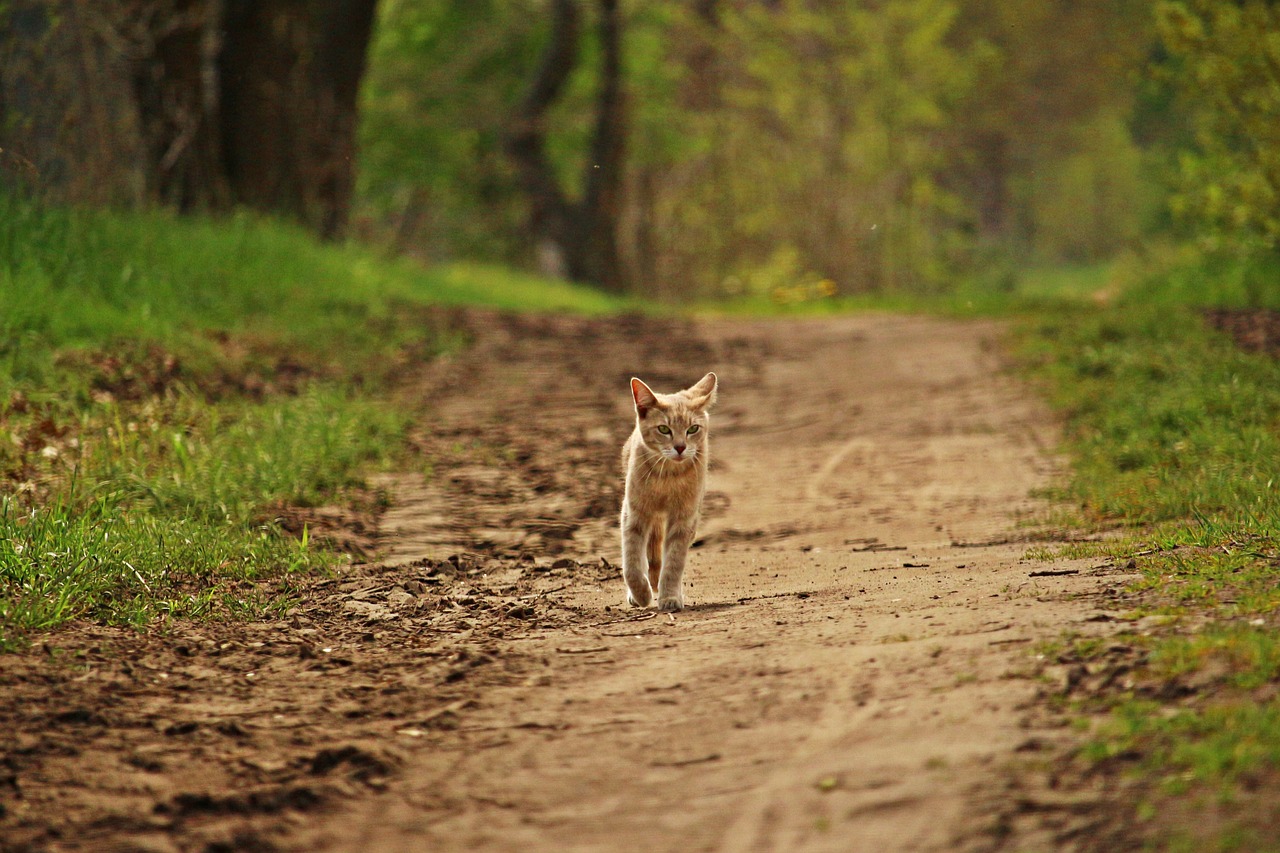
[2,0,1277,301]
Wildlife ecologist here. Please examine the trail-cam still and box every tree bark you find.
[507,0,580,279]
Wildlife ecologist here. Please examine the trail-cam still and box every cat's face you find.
[630,373,717,465]
[639,404,709,464]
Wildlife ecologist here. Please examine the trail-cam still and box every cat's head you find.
[629,372,717,464]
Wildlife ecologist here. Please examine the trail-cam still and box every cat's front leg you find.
[620,508,652,607]
[656,521,696,612]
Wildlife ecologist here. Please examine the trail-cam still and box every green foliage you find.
[1027,111,1162,263]
[1156,1,1280,250]
[1148,251,1280,310]
[949,1,1156,255]
[357,0,1161,298]
[358,0,542,260]
[673,0,977,293]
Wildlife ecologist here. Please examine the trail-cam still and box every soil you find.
[1,310,1145,852]
[1205,307,1280,360]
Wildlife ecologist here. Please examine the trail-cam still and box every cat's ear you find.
[631,377,660,418]
[687,372,718,410]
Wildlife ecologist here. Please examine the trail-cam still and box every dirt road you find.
[292,311,1129,852]
[1,311,1134,852]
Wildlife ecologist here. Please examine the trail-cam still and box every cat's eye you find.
[687,425,700,435]
[656,425,672,435]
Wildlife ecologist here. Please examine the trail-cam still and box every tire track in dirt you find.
[805,437,875,504]
[282,313,1139,852]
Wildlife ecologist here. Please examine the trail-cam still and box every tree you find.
[354,0,1169,297]
[1156,0,1280,248]
[0,0,379,239]
[0,1,147,205]
[357,0,540,260]
[220,0,379,239]
[621,0,980,295]
[946,0,1153,258]
[127,0,229,211]
[505,0,628,292]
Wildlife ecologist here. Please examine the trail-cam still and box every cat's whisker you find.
[637,453,661,485]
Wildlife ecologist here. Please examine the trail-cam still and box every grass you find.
[0,194,629,397]
[0,193,627,649]
[1015,249,1280,849]
[1023,305,1280,531]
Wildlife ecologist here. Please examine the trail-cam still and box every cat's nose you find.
[674,444,686,455]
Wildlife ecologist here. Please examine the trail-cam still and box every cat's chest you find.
[626,457,705,510]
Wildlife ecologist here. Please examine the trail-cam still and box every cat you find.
[619,372,718,612]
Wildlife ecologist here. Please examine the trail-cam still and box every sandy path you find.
[285,313,1124,852]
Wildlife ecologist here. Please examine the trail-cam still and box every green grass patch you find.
[1020,298,1280,535]
[1086,697,1280,797]
[430,262,640,314]
[0,193,628,649]
[0,193,628,398]
[1,388,404,648]
[1,495,311,637]
[1017,249,1280,848]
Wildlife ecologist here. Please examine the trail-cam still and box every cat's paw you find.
[656,596,684,613]
[626,587,653,608]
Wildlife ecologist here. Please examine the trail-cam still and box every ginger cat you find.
[620,372,717,611]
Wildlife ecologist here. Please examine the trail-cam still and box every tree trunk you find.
[128,0,229,211]
[506,0,629,292]
[0,0,377,239]
[507,0,580,279]
[220,0,378,239]
[574,0,626,292]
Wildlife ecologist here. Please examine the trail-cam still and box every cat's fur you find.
[619,372,717,612]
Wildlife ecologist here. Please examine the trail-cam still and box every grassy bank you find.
[1017,252,1280,850]
[0,195,626,649]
